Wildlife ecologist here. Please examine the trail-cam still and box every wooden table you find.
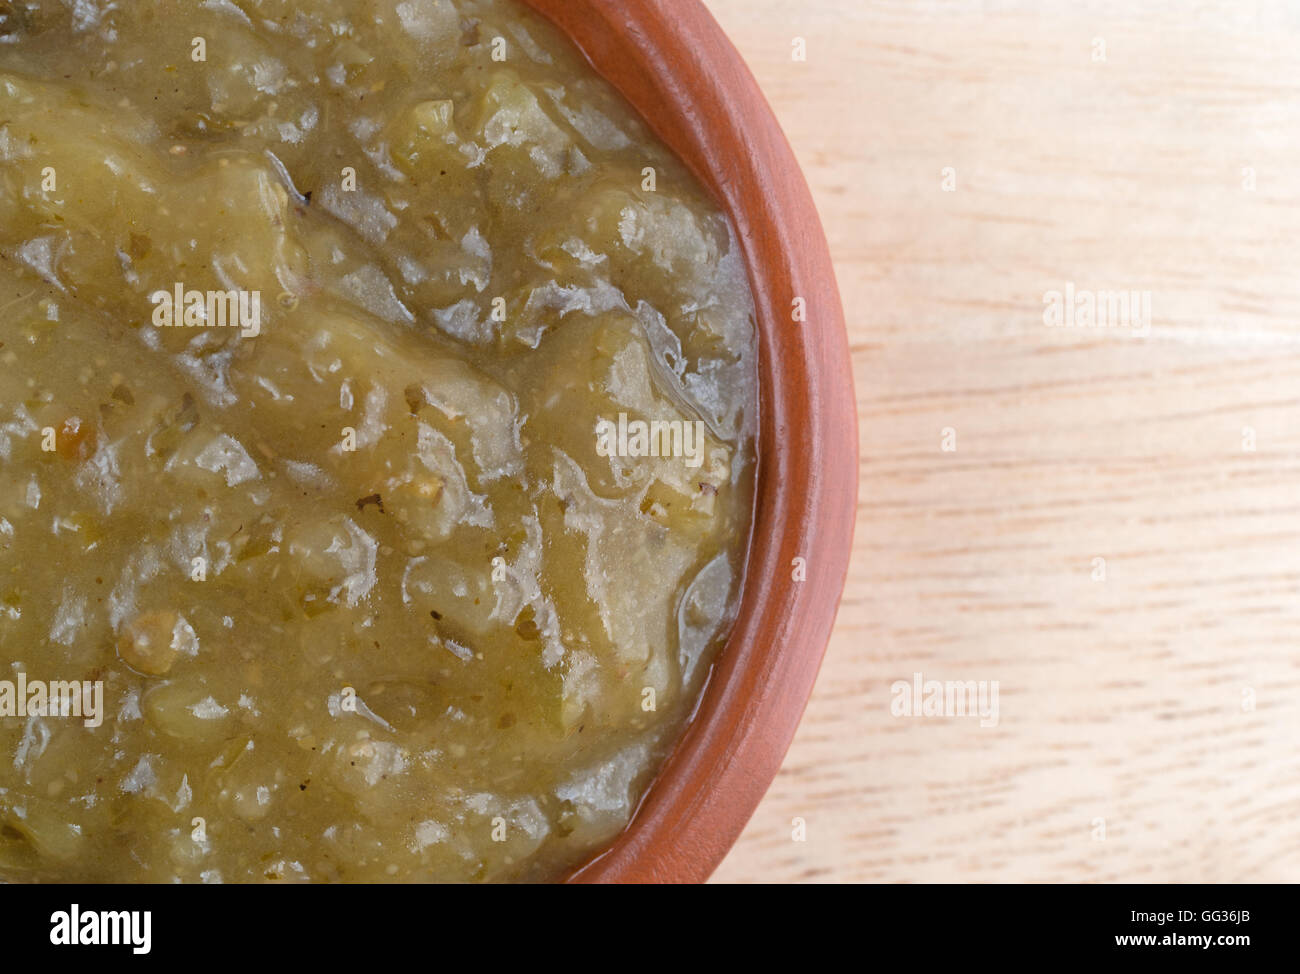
[705,0,1300,883]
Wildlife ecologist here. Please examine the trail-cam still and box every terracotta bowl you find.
[518,0,859,882]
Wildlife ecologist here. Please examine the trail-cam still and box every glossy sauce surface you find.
[0,0,755,882]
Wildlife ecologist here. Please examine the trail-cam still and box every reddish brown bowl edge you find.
[517,0,859,883]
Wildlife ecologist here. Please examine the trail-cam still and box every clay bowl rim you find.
[516,0,859,883]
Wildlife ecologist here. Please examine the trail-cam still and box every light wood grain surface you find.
[704,0,1300,883]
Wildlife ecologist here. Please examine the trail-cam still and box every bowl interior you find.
[517,0,859,882]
